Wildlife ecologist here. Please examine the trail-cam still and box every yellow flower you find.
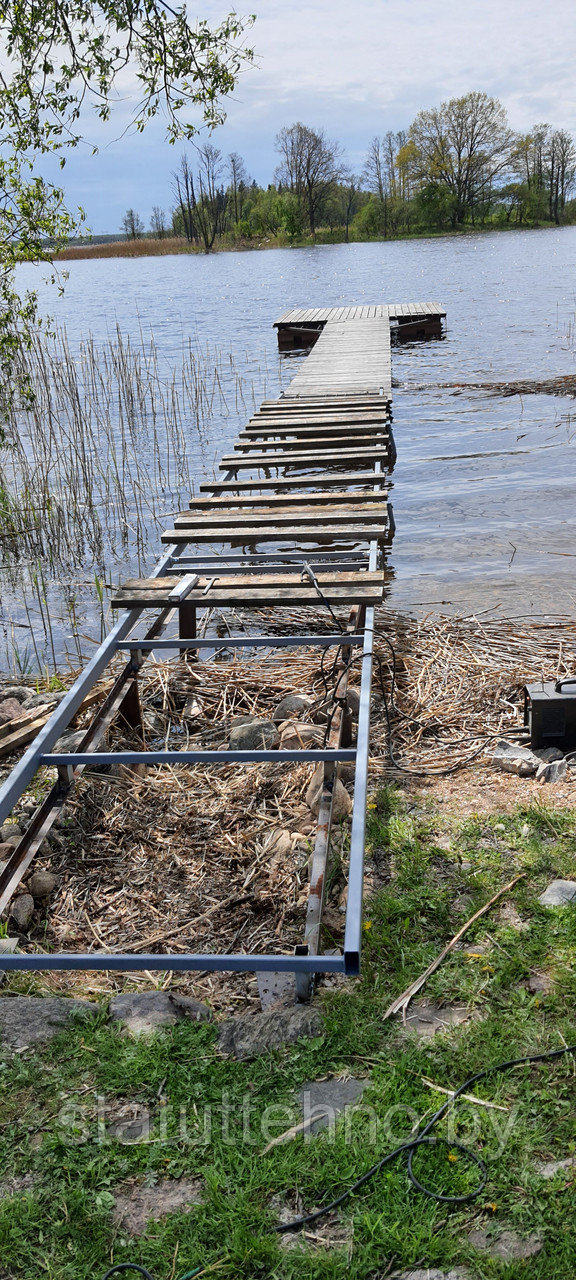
[363,921,373,931]
[367,803,377,809]
[448,1153,458,1163]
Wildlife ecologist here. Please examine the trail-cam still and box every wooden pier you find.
[0,301,444,995]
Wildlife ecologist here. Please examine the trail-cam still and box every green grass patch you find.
[1,789,575,1278]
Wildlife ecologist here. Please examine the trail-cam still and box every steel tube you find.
[41,748,357,766]
[0,951,346,973]
[117,635,365,651]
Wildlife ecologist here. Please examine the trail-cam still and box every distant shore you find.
[52,221,570,262]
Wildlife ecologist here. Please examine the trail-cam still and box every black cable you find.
[102,1266,158,1280]
[275,1041,576,1232]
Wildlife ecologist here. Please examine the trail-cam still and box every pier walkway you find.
[0,302,444,996]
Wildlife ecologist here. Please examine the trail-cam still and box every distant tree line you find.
[120,92,576,250]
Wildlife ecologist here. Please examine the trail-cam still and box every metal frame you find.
[0,324,398,980]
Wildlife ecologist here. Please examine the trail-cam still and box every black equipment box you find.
[524,678,576,751]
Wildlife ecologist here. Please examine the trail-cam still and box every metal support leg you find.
[179,602,197,658]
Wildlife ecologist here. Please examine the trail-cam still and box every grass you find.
[1,788,576,1278]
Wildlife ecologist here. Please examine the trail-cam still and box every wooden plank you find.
[188,490,386,510]
[162,524,387,544]
[172,506,387,529]
[115,583,384,609]
[233,434,388,454]
[219,446,390,470]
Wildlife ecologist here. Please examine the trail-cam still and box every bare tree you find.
[274,122,344,234]
[121,208,144,239]
[227,151,249,222]
[546,129,576,223]
[150,206,167,238]
[173,153,198,243]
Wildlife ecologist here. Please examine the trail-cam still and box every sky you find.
[45,0,576,233]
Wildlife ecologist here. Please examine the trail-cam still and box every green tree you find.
[409,91,513,226]
[121,209,144,240]
[0,3,254,419]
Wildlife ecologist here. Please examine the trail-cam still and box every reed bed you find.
[55,236,191,261]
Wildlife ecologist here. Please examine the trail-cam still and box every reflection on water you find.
[3,226,576,668]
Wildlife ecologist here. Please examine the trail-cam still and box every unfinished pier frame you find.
[0,302,445,999]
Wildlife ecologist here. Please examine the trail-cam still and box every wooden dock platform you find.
[0,299,445,992]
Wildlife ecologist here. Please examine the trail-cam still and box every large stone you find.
[109,990,212,1035]
[0,824,22,845]
[29,871,57,901]
[0,996,96,1050]
[218,1004,323,1060]
[52,730,86,754]
[300,1076,368,1135]
[538,879,576,907]
[228,719,279,751]
[273,694,314,723]
[534,747,564,762]
[391,1271,473,1280]
[9,895,35,931]
[0,686,30,704]
[467,1227,542,1261]
[0,698,26,727]
[113,1177,203,1235]
[305,766,353,819]
[536,758,567,784]
[491,740,539,776]
[279,721,323,751]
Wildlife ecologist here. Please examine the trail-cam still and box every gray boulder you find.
[228,719,279,751]
[536,758,567,784]
[273,694,313,723]
[219,1004,323,1060]
[29,872,57,901]
[491,740,539,776]
[109,990,212,1036]
[538,879,576,907]
[10,895,35,931]
[0,996,96,1050]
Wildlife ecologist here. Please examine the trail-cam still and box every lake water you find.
[5,226,576,669]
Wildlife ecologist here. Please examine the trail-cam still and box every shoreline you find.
[51,220,572,262]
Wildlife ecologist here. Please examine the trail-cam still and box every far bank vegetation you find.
[57,92,576,260]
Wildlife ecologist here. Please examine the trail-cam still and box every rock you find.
[263,829,292,859]
[113,1177,203,1235]
[536,758,567,784]
[305,766,353,819]
[521,823,532,838]
[535,1154,576,1179]
[300,1076,368,1135]
[273,694,313,722]
[0,686,30,704]
[534,747,564,762]
[29,871,57,901]
[52,730,85,754]
[0,842,16,860]
[400,999,481,1039]
[9,894,35,931]
[0,824,22,845]
[218,1004,323,1060]
[467,1227,542,1261]
[391,1270,473,1280]
[538,879,576,907]
[0,698,26,727]
[0,996,96,1050]
[109,990,212,1035]
[491,739,539,776]
[25,691,67,708]
[228,719,279,751]
[279,721,322,751]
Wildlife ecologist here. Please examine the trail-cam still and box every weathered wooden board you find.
[219,446,390,470]
[161,524,387,544]
[198,471,384,493]
[188,490,387,510]
[113,571,385,609]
